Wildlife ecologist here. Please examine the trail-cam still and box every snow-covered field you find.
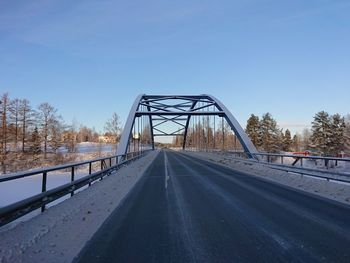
[0,150,158,263]
[0,172,88,208]
[184,151,350,205]
[58,142,117,154]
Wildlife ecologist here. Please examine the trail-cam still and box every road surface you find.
[74,150,350,263]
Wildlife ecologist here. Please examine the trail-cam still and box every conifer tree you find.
[282,129,293,152]
[310,111,346,156]
[30,127,41,155]
[310,111,331,155]
[292,134,301,152]
[260,113,281,152]
[345,115,350,154]
[329,113,345,155]
[301,128,311,151]
[245,114,261,148]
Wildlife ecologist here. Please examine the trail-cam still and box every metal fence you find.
[0,150,151,227]
[252,152,350,169]
[187,149,350,184]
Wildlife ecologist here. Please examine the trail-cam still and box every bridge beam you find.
[117,94,258,159]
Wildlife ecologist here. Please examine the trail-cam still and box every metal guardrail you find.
[192,149,350,183]
[251,152,350,168]
[0,150,151,227]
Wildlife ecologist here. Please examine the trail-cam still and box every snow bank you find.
[0,150,159,263]
[184,151,350,205]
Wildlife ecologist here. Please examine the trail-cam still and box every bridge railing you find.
[212,150,350,181]
[252,152,350,168]
[187,148,350,182]
[209,150,350,169]
[0,150,151,227]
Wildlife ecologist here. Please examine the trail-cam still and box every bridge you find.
[0,94,350,263]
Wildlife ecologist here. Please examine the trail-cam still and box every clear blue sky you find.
[1,0,349,134]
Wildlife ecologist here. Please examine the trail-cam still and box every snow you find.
[184,151,350,205]
[0,150,159,263]
[258,155,350,174]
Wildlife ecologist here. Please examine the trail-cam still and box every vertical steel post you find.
[41,172,47,212]
[88,162,92,186]
[71,166,75,196]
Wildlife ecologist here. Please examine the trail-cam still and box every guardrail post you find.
[281,156,283,164]
[301,158,303,167]
[88,162,92,186]
[109,158,112,168]
[71,166,75,196]
[41,172,47,212]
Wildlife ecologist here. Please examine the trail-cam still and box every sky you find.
[1,0,350,134]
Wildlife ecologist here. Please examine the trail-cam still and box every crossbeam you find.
[117,94,259,159]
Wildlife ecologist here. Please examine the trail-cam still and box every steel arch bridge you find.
[116,94,258,158]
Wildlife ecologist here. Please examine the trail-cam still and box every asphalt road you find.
[74,150,350,263]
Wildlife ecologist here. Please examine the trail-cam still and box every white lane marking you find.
[164,151,170,189]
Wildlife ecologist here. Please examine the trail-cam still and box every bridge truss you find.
[117,94,258,158]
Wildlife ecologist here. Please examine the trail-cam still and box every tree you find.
[310,111,345,156]
[77,125,94,142]
[0,93,10,172]
[246,114,261,148]
[63,121,78,153]
[30,127,41,154]
[301,128,311,151]
[282,129,293,152]
[260,113,281,152]
[329,114,345,155]
[345,115,350,154]
[49,118,64,153]
[18,99,34,153]
[292,134,301,152]
[37,102,60,158]
[9,98,21,151]
[310,111,331,155]
[104,113,121,143]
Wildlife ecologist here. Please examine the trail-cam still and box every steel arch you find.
[116,94,258,158]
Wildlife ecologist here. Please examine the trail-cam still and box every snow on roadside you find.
[0,150,159,263]
[184,151,350,205]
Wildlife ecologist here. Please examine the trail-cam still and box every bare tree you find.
[63,121,78,153]
[104,113,121,143]
[19,99,34,153]
[0,93,10,172]
[9,98,21,151]
[49,118,64,153]
[37,102,59,159]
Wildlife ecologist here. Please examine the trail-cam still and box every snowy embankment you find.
[183,151,350,205]
[0,150,159,263]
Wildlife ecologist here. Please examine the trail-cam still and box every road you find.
[74,150,350,263]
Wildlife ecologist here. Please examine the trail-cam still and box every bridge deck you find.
[74,150,350,263]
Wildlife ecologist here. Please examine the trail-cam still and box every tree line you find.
[0,93,121,174]
[245,111,350,156]
[173,116,243,151]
